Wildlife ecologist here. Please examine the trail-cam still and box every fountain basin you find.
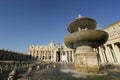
[64,30,108,49]
[68,17,97,33]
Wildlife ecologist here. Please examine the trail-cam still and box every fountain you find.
[64,15,109,73]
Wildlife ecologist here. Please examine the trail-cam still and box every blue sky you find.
[0,0,120,53]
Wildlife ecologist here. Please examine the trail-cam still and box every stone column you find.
[66,51,68,62]
[46,51,48,60]
[42,51,45,60]
[40,51,42,60]
[104,45,114,63]
[54,51,57,62]
[68,51,69,62]
[60,50,63,62]
[107,45,117,63]
[101,47,108,63]
[42,51,43,59]
[67,51,69,62]
[72,50,74,62]
[44,51,46,60]
[98,47,106,64]
[69,51,71,62]
[109,44,117,63]
[39,52,41,60]
[42,52,44,60]
[41,51,43,59]
[51,51,53,61]
[33,50,36,58]
[112,43,120,63]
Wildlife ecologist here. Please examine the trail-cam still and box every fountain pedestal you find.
[74,46,99,73]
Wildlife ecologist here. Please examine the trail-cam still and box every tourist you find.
[7,68,17,80]
[53,65,56,68]
[27,66,32,73]
[46,65,49,69]
[36,65,40,70]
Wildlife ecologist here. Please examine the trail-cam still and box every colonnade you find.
[0,49,29,61]
[97,42,120,65]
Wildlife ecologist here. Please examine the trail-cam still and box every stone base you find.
[74,51,100,73]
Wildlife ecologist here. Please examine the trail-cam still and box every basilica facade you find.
[29,20,120,65]
[29,41,74,62]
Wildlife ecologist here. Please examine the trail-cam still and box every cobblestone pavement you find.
[18,68,120,80]
[1,62,120,80]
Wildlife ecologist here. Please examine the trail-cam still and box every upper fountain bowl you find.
[64,30,109,49]
[68,17,97,33]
